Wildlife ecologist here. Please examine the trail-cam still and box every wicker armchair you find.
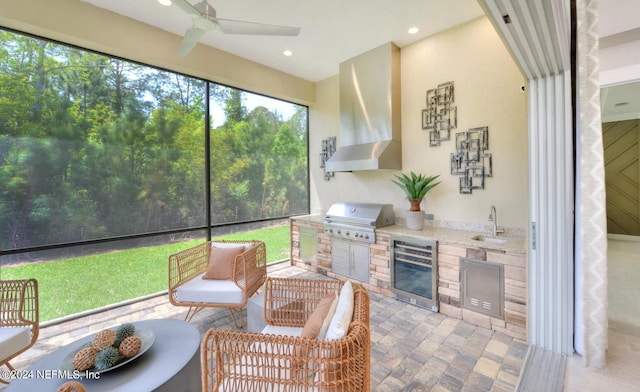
[0,279,39,384]
[201,277,370,391]
[168,240,266,328]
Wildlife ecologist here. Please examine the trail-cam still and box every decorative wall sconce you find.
[422,81,457,147]
[450,127,492,194]
[320,137,336,181]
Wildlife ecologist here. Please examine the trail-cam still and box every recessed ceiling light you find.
[283,50,293,57]
[158,0,172,6]
[408,27,420,34]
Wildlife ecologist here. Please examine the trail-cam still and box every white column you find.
[576,0,608,368]
[478,0,575,354]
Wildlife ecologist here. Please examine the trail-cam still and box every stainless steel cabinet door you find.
[331,239,370,283]
[299,227,318,264]
[350,242,370,283]
[331,239,351,277]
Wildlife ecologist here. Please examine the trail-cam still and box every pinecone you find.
[72,347,97,371]
[57,381,87,392]
[118,335,142,358]
[94,346,121,371]
[92,329,116,351]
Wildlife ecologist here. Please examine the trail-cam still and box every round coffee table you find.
[6,318,201,392]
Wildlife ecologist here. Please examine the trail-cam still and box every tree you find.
[0,28,308,252]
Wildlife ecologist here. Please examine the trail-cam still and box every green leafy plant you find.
[392,172,441,211]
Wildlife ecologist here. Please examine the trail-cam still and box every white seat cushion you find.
[176,273,243,304]
[260,325,304,337]
[0,327,31,362]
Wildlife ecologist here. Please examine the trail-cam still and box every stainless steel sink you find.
[471,234,507,244]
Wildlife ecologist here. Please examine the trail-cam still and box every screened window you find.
[0,29,309,253]
[208,86,309,224]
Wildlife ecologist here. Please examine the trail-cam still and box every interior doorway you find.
[601,81,640,329]
[602,118,640,236]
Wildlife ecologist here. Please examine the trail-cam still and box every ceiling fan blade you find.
[173,0,203,18]
[214,18,301,36]
[178,27,208,56]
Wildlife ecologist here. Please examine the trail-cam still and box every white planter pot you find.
[405,210,425,230]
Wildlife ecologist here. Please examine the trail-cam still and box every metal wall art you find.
[422,81,457,147]
[320,136,336,181]
[450,127,492,194]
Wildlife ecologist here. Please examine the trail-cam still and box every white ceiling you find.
[598,0,640,37]
[80,0,484,82]
[599,0,640,121]
[78,0,640,120]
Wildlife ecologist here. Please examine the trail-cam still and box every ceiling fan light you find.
[408,27,419,34]
[158,0,172,6]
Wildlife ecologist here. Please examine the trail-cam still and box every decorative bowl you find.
[60,327,155,375]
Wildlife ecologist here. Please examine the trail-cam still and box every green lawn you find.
[0,224,291,322]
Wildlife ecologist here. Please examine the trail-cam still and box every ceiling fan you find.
[173,0,301,56]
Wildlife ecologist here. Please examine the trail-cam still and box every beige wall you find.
[309,17,528,229]
[0,0,315,104]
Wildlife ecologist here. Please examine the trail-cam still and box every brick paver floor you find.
[1,262,527,391]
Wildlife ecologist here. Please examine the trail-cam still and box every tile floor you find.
[1,262,528,391]
[563,237,640,391]
[4,241,640,391]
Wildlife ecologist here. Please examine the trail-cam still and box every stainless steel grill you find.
[323,202,395,243]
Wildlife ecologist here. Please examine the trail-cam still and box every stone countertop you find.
[289,214,324,224]
[290,215,527,254]
[377,223,526,254]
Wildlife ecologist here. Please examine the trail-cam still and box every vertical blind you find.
[478,0,574,355]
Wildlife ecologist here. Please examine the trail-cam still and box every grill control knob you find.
[337,230,341,235]
[363,234,369,240]
[345,231,350,236]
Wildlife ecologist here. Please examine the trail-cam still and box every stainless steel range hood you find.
[325,42,402,172]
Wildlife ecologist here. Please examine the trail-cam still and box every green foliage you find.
[94,347,121,370]
[392,172,441,206]
[114,323,135,347]
[0,30,309,250]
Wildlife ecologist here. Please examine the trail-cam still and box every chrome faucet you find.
[488,205,504,237]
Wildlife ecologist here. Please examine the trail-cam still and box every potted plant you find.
[392,172,441,230]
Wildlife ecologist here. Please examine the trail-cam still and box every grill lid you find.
[325,202,396,228]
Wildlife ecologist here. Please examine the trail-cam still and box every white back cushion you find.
[318,293,339,340]
[211,241,250,249]
[324,280,354,341]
